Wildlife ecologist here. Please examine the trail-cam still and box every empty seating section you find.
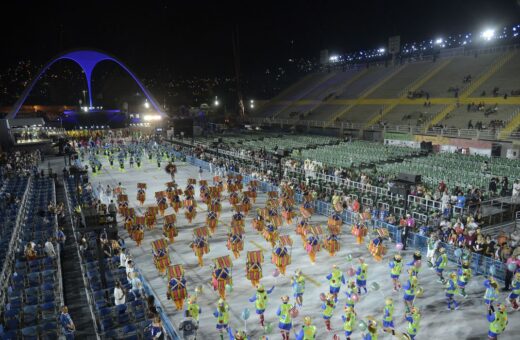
[335,65,398,99]
[367,61,436,98]
[376,153,520,195]
[343,105,382,123]
[2,177,63,340]
[291,141,421,168]
[64,178,151,340]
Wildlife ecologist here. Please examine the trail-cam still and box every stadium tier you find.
[255,47,520,138]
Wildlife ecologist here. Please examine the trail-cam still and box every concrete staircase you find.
[426,51,518,131]
[56,180,99,339]
[364,59,452,127]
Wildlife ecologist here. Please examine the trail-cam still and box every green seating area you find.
[195,134,338,152]
[291,141,422,167]
[376,152,520,194]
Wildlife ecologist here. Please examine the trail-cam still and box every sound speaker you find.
[397,173,421,184]
[491,143,502,157]
[420,141,433,152]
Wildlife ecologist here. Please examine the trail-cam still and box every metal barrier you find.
[0,177,31,307]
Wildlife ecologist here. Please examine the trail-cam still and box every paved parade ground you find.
[90,156,519,340]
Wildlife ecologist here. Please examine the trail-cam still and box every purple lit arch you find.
[7,50,165,119]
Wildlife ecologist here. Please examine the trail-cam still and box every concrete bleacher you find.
[470,52,520,97]
[418,53,499,98]
[342,105,382,123]
[335,65,399,99]
[383,104,443,126]
[441,105,519,129]
[255,48,520,134]
[367,61,437,98]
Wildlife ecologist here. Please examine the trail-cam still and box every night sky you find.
[1,0,520,76]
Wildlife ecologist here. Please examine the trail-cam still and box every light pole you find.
[82,90,87,106]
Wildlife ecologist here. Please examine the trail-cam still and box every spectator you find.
[59,306,76,340]
[114,281,126,306]
[108,200,117,225]
[44,238,56,258]
[130,272,145,298]
[179,310,199,340]
[513,180,520,198]
[151,316,164,339]
[146,295,159,318]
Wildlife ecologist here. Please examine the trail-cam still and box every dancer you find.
[213,299,229,340]
[403,269,418,313]
[276,295,294,340]
[362,319,378,340]
[326,264,345,301]
[262,223,279,248]
[434,247,448,284]
[445,272,460,310]
[356,258,368,295]
[487,304,508,340]
[352,222,367,245]
[272,241,291,275]
[342,306,356,340]
[457,260,472,298]
[249,284,275,327]
[484,277,499,311]
[295,316,316,340]
[292,269,305,307]
[426,234,440,267]
[321,293,336,331]
[186,295,201,322]
[383,298,394,328]
[389,254,403,292]
[405,307,421,340]
[368,236,385,262]
[305,231,320,264]
[407,251,422,278]
[508,271,520,310]
[344,280,358,310]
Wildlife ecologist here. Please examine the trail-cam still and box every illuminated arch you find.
[7,49,165,119]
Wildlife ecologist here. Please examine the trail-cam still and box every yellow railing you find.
[499,108,520,139]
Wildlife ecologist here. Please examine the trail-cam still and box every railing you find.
[0,177,31,307]
[184,155,508,282]
[51,178,65,322]
[248,116,520,140]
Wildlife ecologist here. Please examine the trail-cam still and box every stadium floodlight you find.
[329,55,339,62]
[214,96,220,106]
[378,48,385,53]
[435,38,443,45]
[481,29,495,41]
[144,100,150,109]
[143,114,162,121]
[250,99,255,109]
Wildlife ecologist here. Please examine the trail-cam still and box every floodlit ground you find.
[90,157,519,340]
